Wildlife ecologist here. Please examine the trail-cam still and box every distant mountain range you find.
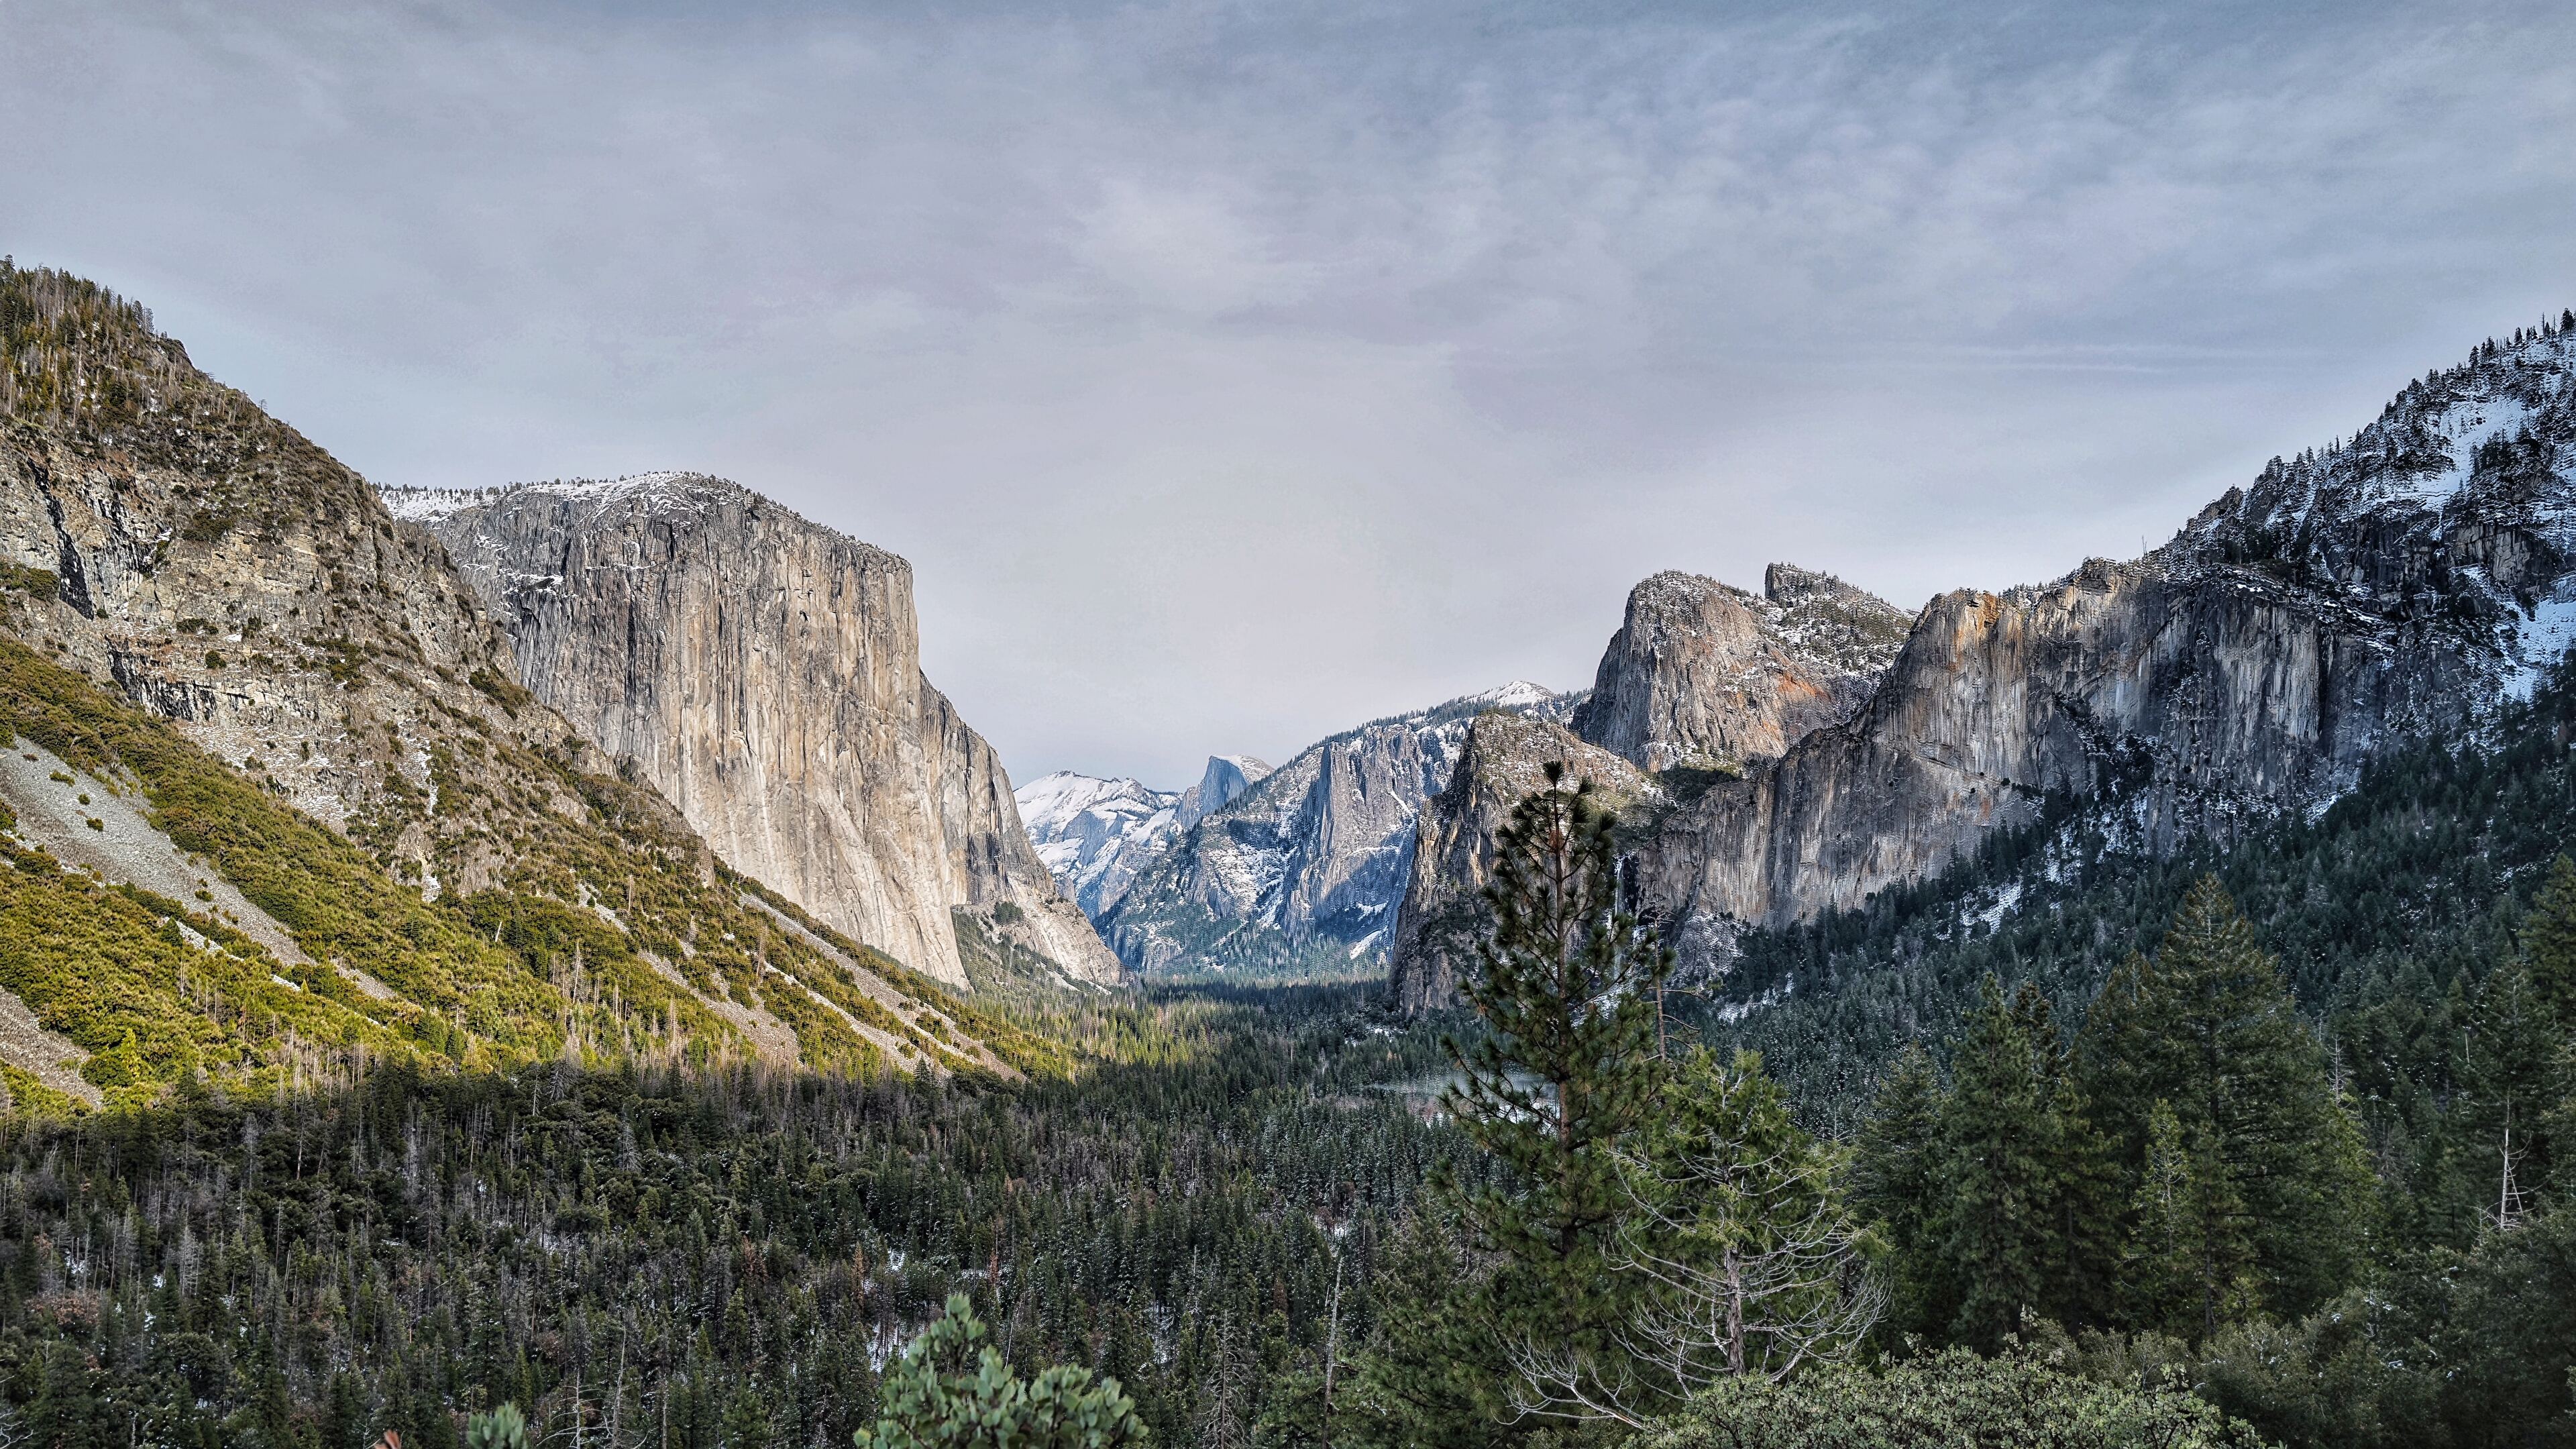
[1022,682,1578,981]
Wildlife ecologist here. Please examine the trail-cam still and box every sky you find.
[5,0,2574,788]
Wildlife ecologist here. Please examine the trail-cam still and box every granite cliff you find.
[1573,564,1911,772]
[1390,566,1904,1009]
[1385,710,1663,1013]
[0,264,1042,1098]
[388,474,1120,989]
[1392,318,2576,1007]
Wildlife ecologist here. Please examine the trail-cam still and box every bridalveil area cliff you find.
[1391,321,2576,1010]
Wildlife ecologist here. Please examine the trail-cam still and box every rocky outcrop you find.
[1393,321,2576,1007]
[1386,710,1662,1014]
[0,273,581,896]
[390,474,1120,988]
[1573,566,1910,771]
[1101,682,1572,978]
[1018,754,1278,921]
[1179,754,1271,828]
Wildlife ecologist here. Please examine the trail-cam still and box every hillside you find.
[0,263,1055,1103]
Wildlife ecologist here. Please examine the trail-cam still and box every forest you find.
[6,680,2576,1446]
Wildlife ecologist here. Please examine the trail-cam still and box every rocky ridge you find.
[1017,771,1181,917]
[1016,754,1275,919]
[1391,315,2576,1007]
[1385,710,1664,1013]
[386,474,1120,989]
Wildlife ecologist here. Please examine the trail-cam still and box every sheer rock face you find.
[1393,325,2576,1007]
[1179,754,1271,829]
[1099,684,1575,977]
[1627,557,2489,973]
[1572,566,1911,772]
[1386,711,1662,1014]
[392,474,1120,987]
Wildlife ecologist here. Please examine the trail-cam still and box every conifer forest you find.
[9,666,2576,1446]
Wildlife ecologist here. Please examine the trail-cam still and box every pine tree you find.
[2520,855,2576,1028]
[853,1295,1144,1449]
[1440,762,1674,1425]
[2122,1102,2255,1338]
[2455,961,2564,1228]
[1611,1049,1879,1389]
[1935,979,2086,1351]
[1340,1217,1500,1449]
[1849,1045,1946,1337]
[2076,877,2374,1330]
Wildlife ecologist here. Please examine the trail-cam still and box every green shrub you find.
[854,1295,1143,1449]
[1628,1346,2265,1449]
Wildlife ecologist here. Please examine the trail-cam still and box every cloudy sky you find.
[5,1,2573,786]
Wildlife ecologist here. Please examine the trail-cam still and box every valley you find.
[5,258,2576,1447]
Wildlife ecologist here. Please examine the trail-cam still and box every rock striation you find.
[1392,319,2576,1008]
[1100,683,1574,979]
[1573,566,1911,772]
[389,474,1120,988]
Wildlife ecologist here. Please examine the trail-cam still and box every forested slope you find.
[0,987,1452,1448]
[1701,651,2576,1131]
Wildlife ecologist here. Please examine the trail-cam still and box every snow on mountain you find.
[1015,771,1185,918]
[2170,318,2576,698]
[1097,682,1582,979]
[1177,754,1272,829]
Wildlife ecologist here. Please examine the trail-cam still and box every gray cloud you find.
[5,0,2573,784]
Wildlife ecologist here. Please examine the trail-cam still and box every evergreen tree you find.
[1612,1049,1879,1388]
[2520,855,2576,1028]
[1933,979,2088,1350]
[2076,877,2374,1330]
[2454,961,2565,1228]
[1338,1218,1499,1449]
[2123,1102,2255,1338]
[853,1295,1144,1449]
[1848,1045,1945,1337]
[1438,763,1674,1426]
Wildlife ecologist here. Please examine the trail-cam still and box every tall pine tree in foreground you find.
[1848,1045,1945,1338]
[1436,761,1673,1428]
[1930,979,2108,1349]
[2077,877,2373,1333]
